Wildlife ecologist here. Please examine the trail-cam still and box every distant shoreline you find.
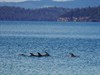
[0,6,100,22]
[0,20,100,22]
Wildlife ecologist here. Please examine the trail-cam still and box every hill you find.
[58,6,100,22]
[0,6,100,22]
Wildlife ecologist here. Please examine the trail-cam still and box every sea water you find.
[0,21,100,75]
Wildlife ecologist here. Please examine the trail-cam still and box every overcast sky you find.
[0,0,99,2]
[0,0,99,8]
[0,0,73,2]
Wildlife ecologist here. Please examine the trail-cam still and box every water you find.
[0,21,100,75]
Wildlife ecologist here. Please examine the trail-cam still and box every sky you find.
[0,0,99,2]
[0,0,100,8]
[0,0,72,2]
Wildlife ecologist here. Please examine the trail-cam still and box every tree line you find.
[0,6,100,21]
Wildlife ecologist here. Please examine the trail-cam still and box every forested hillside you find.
[0,6,100,21]
[59,6,100,22]
[0,6,68,21]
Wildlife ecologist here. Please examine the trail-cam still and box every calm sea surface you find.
[0,21,100,38]
[0,21,100,75]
